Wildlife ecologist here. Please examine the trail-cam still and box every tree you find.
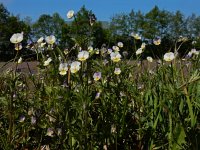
[186,14,200,38]
[142,6,172,39]
[110,13,129,36]
[169,11,188,39]
[0,3,9,23]
[0,3,30,61]
[128,10,144,34]
[0,3,10,59]
[32,13,65,42]
[68,6,107,49]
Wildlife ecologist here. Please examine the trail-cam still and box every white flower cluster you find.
[188,49,199,57]
[10,32,23,51]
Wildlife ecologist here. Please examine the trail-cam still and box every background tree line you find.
[0,3,200,61]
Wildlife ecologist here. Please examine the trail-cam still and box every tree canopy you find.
[0,3,200,61]
[0,4,30,60]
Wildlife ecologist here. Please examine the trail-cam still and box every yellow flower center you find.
[112,57,120,62]
[59,70,67,75]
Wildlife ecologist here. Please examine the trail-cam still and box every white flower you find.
[64,49,69,55]
[191,49,197,53]
[15,43,22,51]
[47,128,54,137]
[164,52,175,62]
[78,51,89,61]
[131,33,141,40]
[112,46,120,52]
[39,42,46,48]
[45,35,56,45]
[187,51,192,58]
[67,10,74,19]
[136,48,143,55]
[26,44,31,49]
[43,58,52,66]
[46,113,56,122]
[191,49,199,55]
[88,46,93,53]
[95,48,99,54]
[141,43,146,49]
[117,42,123,48]
[37,37,44,43]
[31,116,36,125]
[59,63,68,75]
[114,68,121,75]
[17,57,22,64]
[10,32,23,44]
[93,72,101,81]
[49,115,56,122]
[153,38,161,45]
[194,51,199,55]
[110,52,121,62]
[147,56,153,62]
[107,48,112,54]
[192,41,197,45]
[95,92,101,99]
[19,115,25,123]
[28,108,35,116]
[111,124,116,133]
[70,61,81,73]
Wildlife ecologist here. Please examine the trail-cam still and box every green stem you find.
[8,91,14,145]
[180,62,196,127]
[168,112,172,149]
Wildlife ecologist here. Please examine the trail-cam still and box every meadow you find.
[0,11,200,150]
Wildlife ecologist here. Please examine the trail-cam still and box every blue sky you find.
[1,0,200,21]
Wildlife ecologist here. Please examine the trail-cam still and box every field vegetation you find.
[0,3,200,150]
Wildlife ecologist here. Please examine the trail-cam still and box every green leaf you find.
[0,97,7,105]
[72,136,76,147]
[172,125,186,150]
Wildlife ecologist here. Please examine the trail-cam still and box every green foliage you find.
[32,13,65,40]
[68,6,109,49]
[1,16,200,149]
[0,4,200,149]
[0,3,30,61]
[109,6,200,57]
[143,6,172,39]
[1,3,200,60]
